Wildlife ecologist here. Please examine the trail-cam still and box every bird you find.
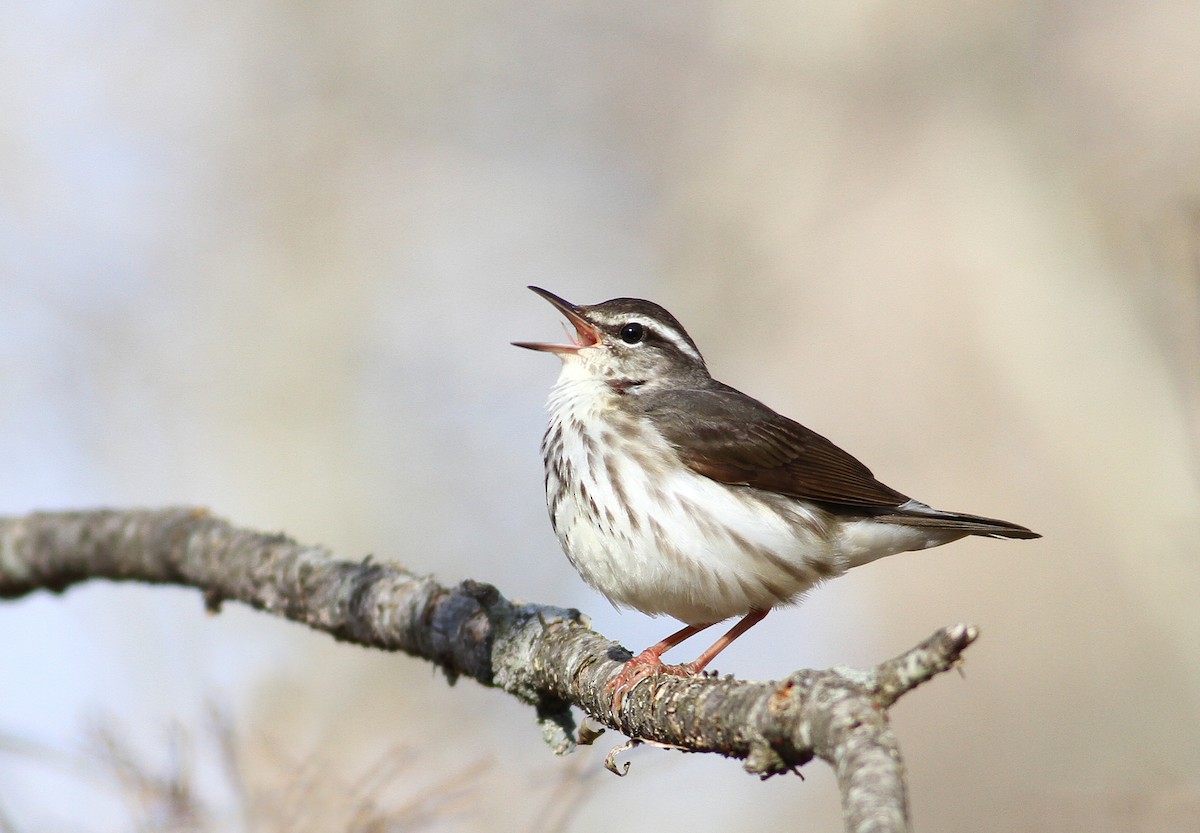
[513,286,1038,707]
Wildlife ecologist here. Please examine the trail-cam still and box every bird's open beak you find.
[512,286,602,354]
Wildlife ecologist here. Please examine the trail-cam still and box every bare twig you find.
[0,508,980,833]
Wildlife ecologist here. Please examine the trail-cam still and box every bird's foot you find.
[605,650,699,716]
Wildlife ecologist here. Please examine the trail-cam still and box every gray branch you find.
[0,508,979,833]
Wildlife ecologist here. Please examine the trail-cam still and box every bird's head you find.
[513,286,709,389]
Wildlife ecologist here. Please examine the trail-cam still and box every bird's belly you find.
[545,422,844,626]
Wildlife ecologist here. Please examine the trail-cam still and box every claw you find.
[604,610,771,716]
[605,650,699,715]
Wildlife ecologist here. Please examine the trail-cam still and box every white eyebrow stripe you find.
[640,319,703,363]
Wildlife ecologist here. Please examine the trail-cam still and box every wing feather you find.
[642,384,910,510]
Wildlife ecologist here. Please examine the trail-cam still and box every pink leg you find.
[679,608,769,675]
[606,609,769,714]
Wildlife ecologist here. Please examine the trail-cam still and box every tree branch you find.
[0,508,979,833]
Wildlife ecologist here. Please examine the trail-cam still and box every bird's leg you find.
[606,621,714,713]
[606,609,769,714]
[677,608,768,674]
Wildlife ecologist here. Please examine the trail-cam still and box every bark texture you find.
[0,508,979,833]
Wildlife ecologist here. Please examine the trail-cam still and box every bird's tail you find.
[876,500,1040,540]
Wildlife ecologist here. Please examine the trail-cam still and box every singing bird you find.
[514,287,1038,703]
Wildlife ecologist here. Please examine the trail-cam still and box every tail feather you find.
[876,500,1040,540]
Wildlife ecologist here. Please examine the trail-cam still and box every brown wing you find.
[644,383,910,510]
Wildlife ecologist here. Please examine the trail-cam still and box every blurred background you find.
[1,1,1198,831]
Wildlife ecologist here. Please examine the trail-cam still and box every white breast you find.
[541,371,846,625]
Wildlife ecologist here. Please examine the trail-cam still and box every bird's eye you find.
[619,322,646,344]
